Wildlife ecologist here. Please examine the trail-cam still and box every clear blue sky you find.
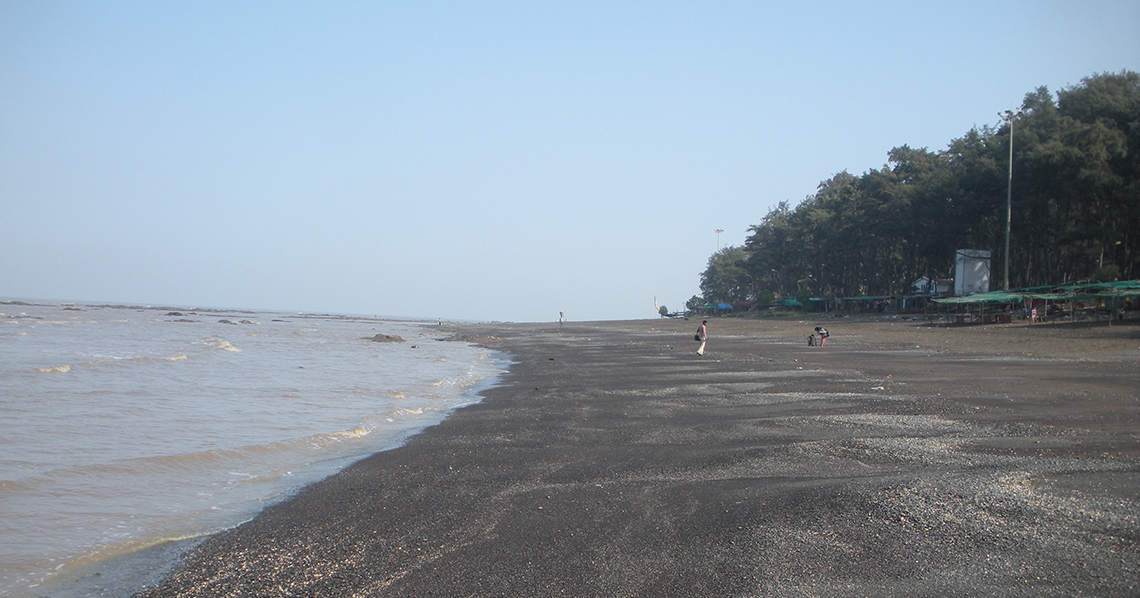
[2,1,1137,322]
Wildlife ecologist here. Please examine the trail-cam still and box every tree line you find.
[697,71,1140,307]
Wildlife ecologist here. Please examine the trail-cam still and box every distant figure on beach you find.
[696,320,708,355]
[807,333,816,346]
[559,311,565,327]
[814,326,829,347]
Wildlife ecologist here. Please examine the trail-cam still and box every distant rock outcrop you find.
[365,334,404,343]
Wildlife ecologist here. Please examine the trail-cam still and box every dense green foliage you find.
[699,246,750,304]
[701,71,1140,301]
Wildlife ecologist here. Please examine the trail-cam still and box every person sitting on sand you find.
[814,326,829,347]
[696,320,708,356]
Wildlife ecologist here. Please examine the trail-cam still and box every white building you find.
[912,277,952,295]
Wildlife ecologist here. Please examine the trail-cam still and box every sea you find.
[0,301,507,597]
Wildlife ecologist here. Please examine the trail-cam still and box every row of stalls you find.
[690,281,1140,321]
[932,280,1140,324]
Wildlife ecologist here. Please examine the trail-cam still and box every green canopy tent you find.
[934,280,1140,323]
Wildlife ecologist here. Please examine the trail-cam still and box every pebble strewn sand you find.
[130,316,1138,597]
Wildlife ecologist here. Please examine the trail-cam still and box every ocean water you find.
[0,301,505,597]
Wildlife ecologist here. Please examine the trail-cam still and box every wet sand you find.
[133,316,1139,597]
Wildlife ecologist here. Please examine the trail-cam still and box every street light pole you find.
[715,229,724,252]
[1000,110,1021,290]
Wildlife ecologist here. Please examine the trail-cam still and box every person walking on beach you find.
[696,320,708,355]
[814,326,829,347]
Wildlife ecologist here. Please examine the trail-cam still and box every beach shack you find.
[934,280,1140,324]
[912,277,952,295]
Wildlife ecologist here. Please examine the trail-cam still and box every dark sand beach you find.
[133,316,1139,597]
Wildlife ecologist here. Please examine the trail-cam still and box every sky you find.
[2,1,1138,322]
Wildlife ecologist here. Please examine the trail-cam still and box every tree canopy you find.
[702,71,1140,302]
[699,246,750,304]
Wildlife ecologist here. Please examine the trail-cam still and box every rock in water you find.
[365,334,404,343]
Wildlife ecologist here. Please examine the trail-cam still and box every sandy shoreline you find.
[121,315,1137,597]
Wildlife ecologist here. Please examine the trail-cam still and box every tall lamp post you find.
[1000,110,1022,290]
[715,228,724,252]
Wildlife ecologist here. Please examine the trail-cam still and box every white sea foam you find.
[203,337,240,352]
